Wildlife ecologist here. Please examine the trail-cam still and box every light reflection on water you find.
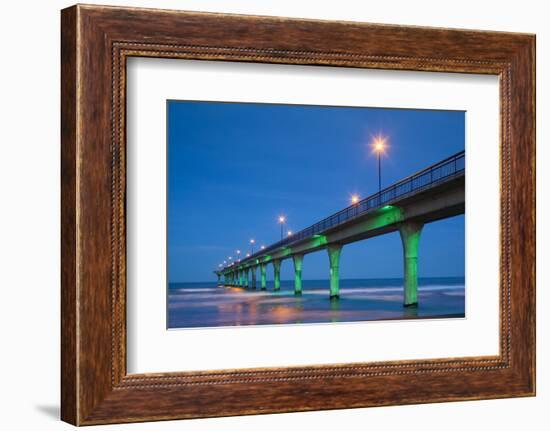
[167,278,465,329]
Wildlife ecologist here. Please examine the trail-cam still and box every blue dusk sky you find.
[167,100,465,283]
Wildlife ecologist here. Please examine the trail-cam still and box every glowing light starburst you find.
[371,134,388,154]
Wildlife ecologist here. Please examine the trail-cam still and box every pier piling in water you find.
[293,254,303,295]
[399,221,424,307]
[273,260,281,291]
[328,244,343,299]
[260,264,267,290]
[251,266,257,289]
[244,268,250,288]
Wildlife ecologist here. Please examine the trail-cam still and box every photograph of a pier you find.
[167,100,465,329]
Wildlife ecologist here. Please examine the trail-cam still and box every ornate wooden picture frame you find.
[61,4,535,425]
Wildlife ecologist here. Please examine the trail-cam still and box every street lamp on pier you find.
[371,135,388,203]
[278,215,286,240]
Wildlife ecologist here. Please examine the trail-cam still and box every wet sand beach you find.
[168,277,465,329]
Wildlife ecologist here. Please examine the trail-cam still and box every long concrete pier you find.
[216,151,464,307]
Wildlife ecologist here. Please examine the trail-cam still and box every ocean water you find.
[167,277,465,329]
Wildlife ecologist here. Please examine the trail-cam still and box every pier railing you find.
[233,151,465,267]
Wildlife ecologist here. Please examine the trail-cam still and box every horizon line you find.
[169,275,465,284]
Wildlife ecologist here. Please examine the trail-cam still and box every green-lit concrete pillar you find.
[238,270,243,287]
[327,244,343,299]
[216,273,221,286]
[244,268,249,288]
[251,266,257,289]
[273,260,282,291]
[399,221,424,307]
[293,254,304,295]
[260,263,267,290]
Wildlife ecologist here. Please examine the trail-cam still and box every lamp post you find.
[371,135,387,203]
[278,216,286,240]
[250,238,255,254]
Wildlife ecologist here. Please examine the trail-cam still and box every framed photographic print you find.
[164,100,466,330]
[61,4,535,425]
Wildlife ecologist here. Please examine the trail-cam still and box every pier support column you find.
[399,221,424,307]
[250,267,257,289]
[244,268,249,288]
[327,244,343,299]
[273,260,282,291]
[217,273,221,286]
[238,270,243,287]
[260,264,267,290]
[293,254,304,295]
